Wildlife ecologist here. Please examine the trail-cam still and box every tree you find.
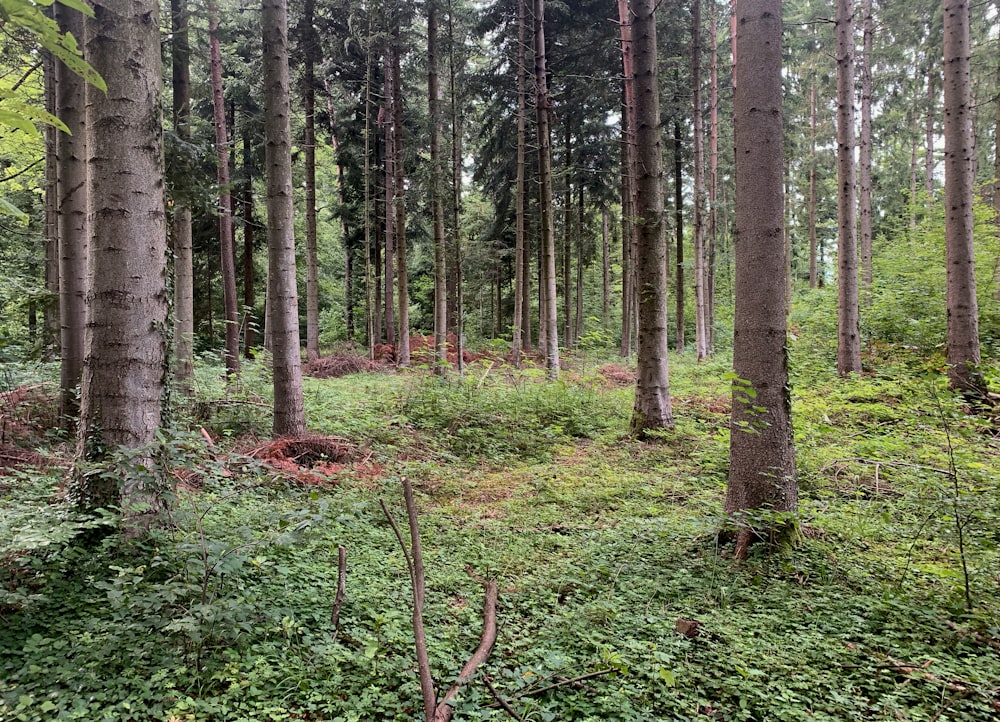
[511,0,527,365]
[942,0,984,393]
[54,0,88,423]
[301,0,320,362]
[262,0,305,436]
[534,0,558,378]
[429,0,448,373]
[836,0,861,375]
[692,0,709,361]
[72,0,169,521]
[859,0,873,303]
[628,0,673,436]
[725,0,796,558]
[170,0,195,392]
[209,0,240,377]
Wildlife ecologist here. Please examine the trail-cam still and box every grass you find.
[1,337,999,721]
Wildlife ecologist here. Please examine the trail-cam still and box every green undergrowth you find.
[2,342,999,721]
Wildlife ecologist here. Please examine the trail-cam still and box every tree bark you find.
[263,0,306,436]
[726,0,796,558]
[512,0,527,364]
[808,83,818,288]
[43,51,59,359]
[448,0,464,374]
[562,125,572,346]
[383,47,396,350]
[534,0,559,378]
[54,1,88,424]
[859,0,874,304]
[241,134,256,359]
[692,0,708,361]
[942,0,985,393]
[926,68,936,200]
[617,0,636,358]
[707,0,718,354]
[209,0,240,377]
[836,0,861,375]
[302,0,320,362]
[74,0,168,522]
[429,0,448,373]
[674,118,685,352]
[391,24,410,367]
[602,206,611,327]
[171,0,195,391]
[629,0,673,436]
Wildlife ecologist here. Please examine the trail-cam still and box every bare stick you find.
[400,478,437,721]
[432,578,500,722]
[330,545,347,636]
[483,675,523,721]
[519,668,616,698]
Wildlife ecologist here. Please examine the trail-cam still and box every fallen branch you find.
[483,676,523,721]
[519,668,616,698]
[330,544,347,638]
[432,578,499,722]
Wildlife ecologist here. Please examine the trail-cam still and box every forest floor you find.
[1,327,1000,721]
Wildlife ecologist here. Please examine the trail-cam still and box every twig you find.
[433,578,500,722]
[402,478,437,721]
[330,545,347,637]
[483,676,523,721]
[519,668,616,698]
[476,361,495,390]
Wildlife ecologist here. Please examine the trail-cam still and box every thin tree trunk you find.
[629,0,673,435]
[926,67,936,200]
[383,47,396,350]
[43,51,59,359]
[171,0,195,390]
[859,0,874,304]
[512,0,527,364]
[209,0,240,377]
[942,0,984,393]
[836,0,861,375]
[910,129,919,233]
[262,0,305,436]
[808,83,818,288]
[241,130,256,358]
[75,0,168,522]
[429,0,448,373]
[562,125,572,346]
[391,26,410,367]
[534,0,559,378]
[692,0,708,361]
[618,0,636,358]
[575,185,584,342]
[448,0,464,375]
[726,0,796,558]
[602,206,611,327]
[302,0,320,362]
[55,1,88,424]
[674,118,685,352]
[707,0,719,353]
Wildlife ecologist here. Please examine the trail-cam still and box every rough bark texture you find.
[171,0,195,392]
[55,2,88,423]
[262,0,306,436]
[617,0,636,358]
[74,0,168,519]
[448,0,465,374]
[942,0,984,393]
[629,0,673,436]
[836,0,861,376]
[859,0,873,303]
[43,53,59,359]
[391,29,410,367]
[692,0,708,361]
[534,0,559,378]
[209,0,240,377]
[808,84,818,288]
[512,0,527,364]
[383,49,396,349]
[674,119,684,352]
[429,0,448,373]
[707,0,718,354]
[242,128,257,358]
[726,0,796,556]
[302,0,320,362]
[926,69,936,201]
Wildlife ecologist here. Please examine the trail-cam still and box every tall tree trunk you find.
[909,127,919,233]
[74,0,168,523]
[262,0,305,436]
[629,0,673,436]
[602,206,611,327]
[926,67,936,200]
[836,0,861,375]
[383,48,396,350]
[512,0,527,364]
[617,0,636,358]
[429,0,448,373]
[707,0,719,354]
[43,52,59,359]
[674,119,685,352]
[994,18,1000,302]
[943,0,985,393]
[562,125,572,346]
[726,0,796,559]
[808,83,818,288]
[859,0,874,304]
[692,0,708,361]
[54,2,88,424]
[171,0,195,391]
[302,0,320,362]
[391,27,410,367]
[448,0,465,375]
[534,0,559,378]
[241,130,256,358]
[209,0,240,377]
[575,185,584,342]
